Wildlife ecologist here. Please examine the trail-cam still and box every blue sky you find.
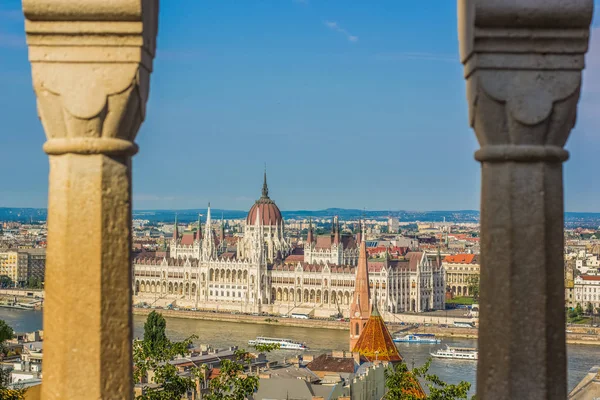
[1,1,599,212]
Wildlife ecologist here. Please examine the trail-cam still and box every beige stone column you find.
[22,1,158,398]
[458,1,592,399]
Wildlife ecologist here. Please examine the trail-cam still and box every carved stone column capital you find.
[23,0,158,155]
[458,0,593,160]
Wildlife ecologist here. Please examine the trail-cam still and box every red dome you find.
[246,201,283,226]
[246,171,283,226]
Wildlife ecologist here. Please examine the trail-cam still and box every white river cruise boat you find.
[248,337,308,350]
[393,334,441,344]
[430,345,478,360]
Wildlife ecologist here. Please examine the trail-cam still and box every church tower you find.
[202,203,217,260]
[349,227,371,350]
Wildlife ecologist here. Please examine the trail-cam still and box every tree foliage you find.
[0,320,23,399]
[26,277,42,289]
[134,312,278,399]
[385,359,472,400]
[0,276,13,288]
[135,311,197,400]
[133,336,197,400]
[586,302,594,315]
[466,276,479,301]
[143,311,168,354]
[201,343,279,400]
[0,320,14,345]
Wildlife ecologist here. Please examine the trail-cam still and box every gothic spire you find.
[196,214,202,241]
[202,203,216,259]
[349,229,371,350]
[220,212,225,243]
[205,203,212,234]
[262,166,269,199]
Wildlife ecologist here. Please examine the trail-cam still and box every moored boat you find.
[393,333,441,344]
[248,336,307,350]
[430,345,478,360]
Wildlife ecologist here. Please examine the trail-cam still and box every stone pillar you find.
[22,1,158,398]
[458,1,592,399]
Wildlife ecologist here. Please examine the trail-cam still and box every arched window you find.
[355,323,359,336]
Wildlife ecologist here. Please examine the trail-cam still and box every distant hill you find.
[1,207,599,227]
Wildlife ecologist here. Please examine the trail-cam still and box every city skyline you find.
[2,1,600,212]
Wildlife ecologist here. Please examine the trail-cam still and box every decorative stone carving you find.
[22,1,158,398]
[458,1,593,399]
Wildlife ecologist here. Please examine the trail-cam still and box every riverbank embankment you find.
[133,307,348,330]
[134,308,600,346]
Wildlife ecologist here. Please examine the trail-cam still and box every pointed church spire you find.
[331,216,337,239]
[334,216,340,245]
[350,230,371,350]
[262,165,269,198]
[202,203,216,259]
[307,218,314,244]
[220,212,225,248]
[204,203,212,237]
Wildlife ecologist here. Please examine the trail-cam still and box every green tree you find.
[27,277,42,289]
[0,320,14,352]
[133,334,198,400]
[0,276,13,288]
[466,276,480,301]
[134,312,278,399]
[143,311,168,353]
[385,359,471,400]
[586,302,594,315]
[201,343,279,400]
[576,303,584,317]
[0,320,23,399]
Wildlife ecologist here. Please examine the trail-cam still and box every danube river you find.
[3,309,600,396]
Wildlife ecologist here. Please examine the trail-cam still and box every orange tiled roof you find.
[444,254,476,264]
[352,303,402,363]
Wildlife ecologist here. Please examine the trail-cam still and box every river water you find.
[2,309,599,396]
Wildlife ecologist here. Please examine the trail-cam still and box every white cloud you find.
[324,20,358,43]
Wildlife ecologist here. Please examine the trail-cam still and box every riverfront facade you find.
[133,175,446,317]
